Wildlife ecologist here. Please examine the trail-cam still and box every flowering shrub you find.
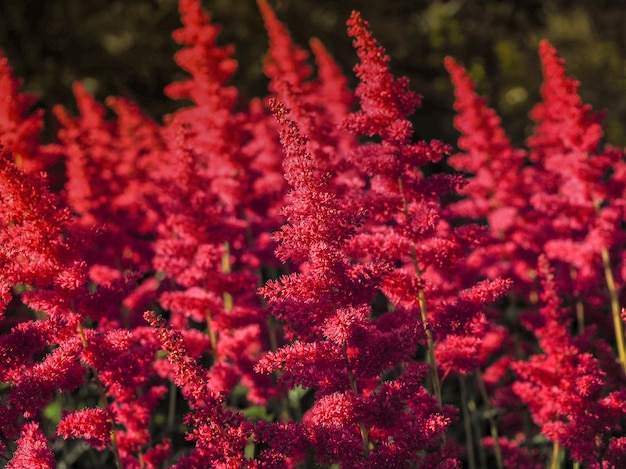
[1,0,626,467]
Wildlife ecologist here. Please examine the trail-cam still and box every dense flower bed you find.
[1,0,626,467]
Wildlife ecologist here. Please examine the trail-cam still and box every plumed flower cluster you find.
[446,41,626,467]
[511,256,626,466]
[0,53,61,174]
[1,0,626,468]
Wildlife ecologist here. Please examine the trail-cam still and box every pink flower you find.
[57,408,113,450]
[166,0,238,108]
[0,53,61,173]
[512,256,625,465]
[7,422,55,469]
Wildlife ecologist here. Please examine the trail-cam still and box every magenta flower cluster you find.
[1,0,626,467]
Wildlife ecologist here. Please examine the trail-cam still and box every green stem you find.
[550,440,560,469]
[476,370,503,469]
[398,176,442,406]
[264,307,293,421]
[576,299,584,335]
[110,430,124,469]
[222,241,233,312]
[205,309,219,358]
[592,199,626,374]
[167,380,177,432]
[601,246,626,374]
[467,395,487,468]
[343,343,370,458]
[267,315,279,353]
[459,375,476,469]
[78,324,123,469]
[418,284,442,406]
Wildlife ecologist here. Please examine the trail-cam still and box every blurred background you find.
[1,0,625,148]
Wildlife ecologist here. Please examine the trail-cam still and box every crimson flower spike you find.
[444,56,532,295]
[528,39,604,159]
[0,52,61,173]
[512,256,626,466]
[165,0,238,110]
[144,311,253,467]
[309,37,354,125]
[445,56,526,229]
[344,11,421,146]
[527,40,626,373]
[6,422,55,469]
[259,96,457,468]
[257,0,312,94]
[0,147,72,313]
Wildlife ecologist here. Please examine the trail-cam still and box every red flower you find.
[7,422,55,469]
[57,408,113,450]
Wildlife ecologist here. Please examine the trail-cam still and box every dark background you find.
[1,0,625,148]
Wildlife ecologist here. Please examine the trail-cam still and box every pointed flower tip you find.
[443,56,456,70]
[537,39,560,65]
[268,98,289,120]
[444,56,467,82]
[308,37,323,52]
[348,10,362,22]
[538,38,554,52]
[256,0,276,24]
[71,79,88,97]
[347,10,369,36]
